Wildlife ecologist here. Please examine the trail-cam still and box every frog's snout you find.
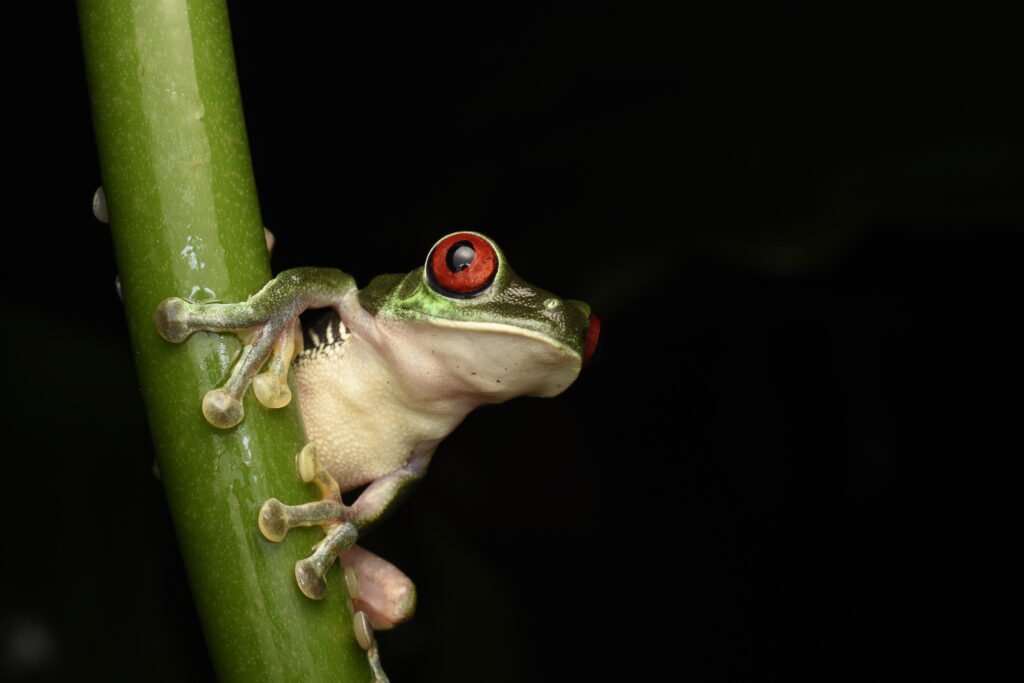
[564,298,600,367]
[583,313,601,367]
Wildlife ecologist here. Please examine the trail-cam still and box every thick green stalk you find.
[78,2,370,680]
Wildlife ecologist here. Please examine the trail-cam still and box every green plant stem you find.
[78,2,370,680]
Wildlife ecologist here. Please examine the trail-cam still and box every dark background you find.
[2,2,1019,681]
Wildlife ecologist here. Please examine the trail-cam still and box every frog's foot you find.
[258,444,358,599]
[335,547,413,683]
[155,297,300,428]
[340,546,416,631]
[260,445,411,683]
[353,611,390,683]
[155,267,356,428]
[93,186,108,223]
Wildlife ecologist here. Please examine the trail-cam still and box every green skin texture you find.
[78,1,372,681]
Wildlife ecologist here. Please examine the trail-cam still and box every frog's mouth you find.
[421,317,583,360]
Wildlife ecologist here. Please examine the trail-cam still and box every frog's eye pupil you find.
[448,243,476,272]
[427,232,498,297]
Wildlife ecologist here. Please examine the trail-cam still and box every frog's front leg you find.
[259,445,426,682]
[155,268,365,428]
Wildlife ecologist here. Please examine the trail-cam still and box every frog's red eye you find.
[427,232,498,297]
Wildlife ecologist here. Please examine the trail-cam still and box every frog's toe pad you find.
[92,186,109,223]
[253,372,292,409]
[155,298,195,343]
[202,389,244,428]
[296,443,319,483]
[258,499,290,542]
[296,558,328,600]
[353,611,375,650]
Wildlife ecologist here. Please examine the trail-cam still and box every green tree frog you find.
[154,231,599,680]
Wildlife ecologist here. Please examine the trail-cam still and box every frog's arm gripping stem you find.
[155,268,363,428]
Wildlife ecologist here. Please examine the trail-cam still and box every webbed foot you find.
[155,267,356,427]
[155,296,300,427]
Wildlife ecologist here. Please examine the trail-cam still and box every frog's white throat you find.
[373,316,582,406]
[292,314,580,490]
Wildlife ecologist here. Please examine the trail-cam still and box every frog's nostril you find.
[583,313,601,367]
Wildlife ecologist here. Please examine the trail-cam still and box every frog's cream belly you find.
[292,333,457,492]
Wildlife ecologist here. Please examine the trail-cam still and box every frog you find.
[154,230,599,680]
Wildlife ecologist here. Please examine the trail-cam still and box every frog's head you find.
[360,231,599,403]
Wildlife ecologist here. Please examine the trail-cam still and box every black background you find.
[2,2,1019,681]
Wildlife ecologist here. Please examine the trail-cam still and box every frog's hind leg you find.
[155,268,359,428]
[341,547,412,683]
[352,610,390,683]
[340,545,417,631]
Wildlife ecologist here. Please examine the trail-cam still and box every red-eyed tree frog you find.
[154,231,599,680]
